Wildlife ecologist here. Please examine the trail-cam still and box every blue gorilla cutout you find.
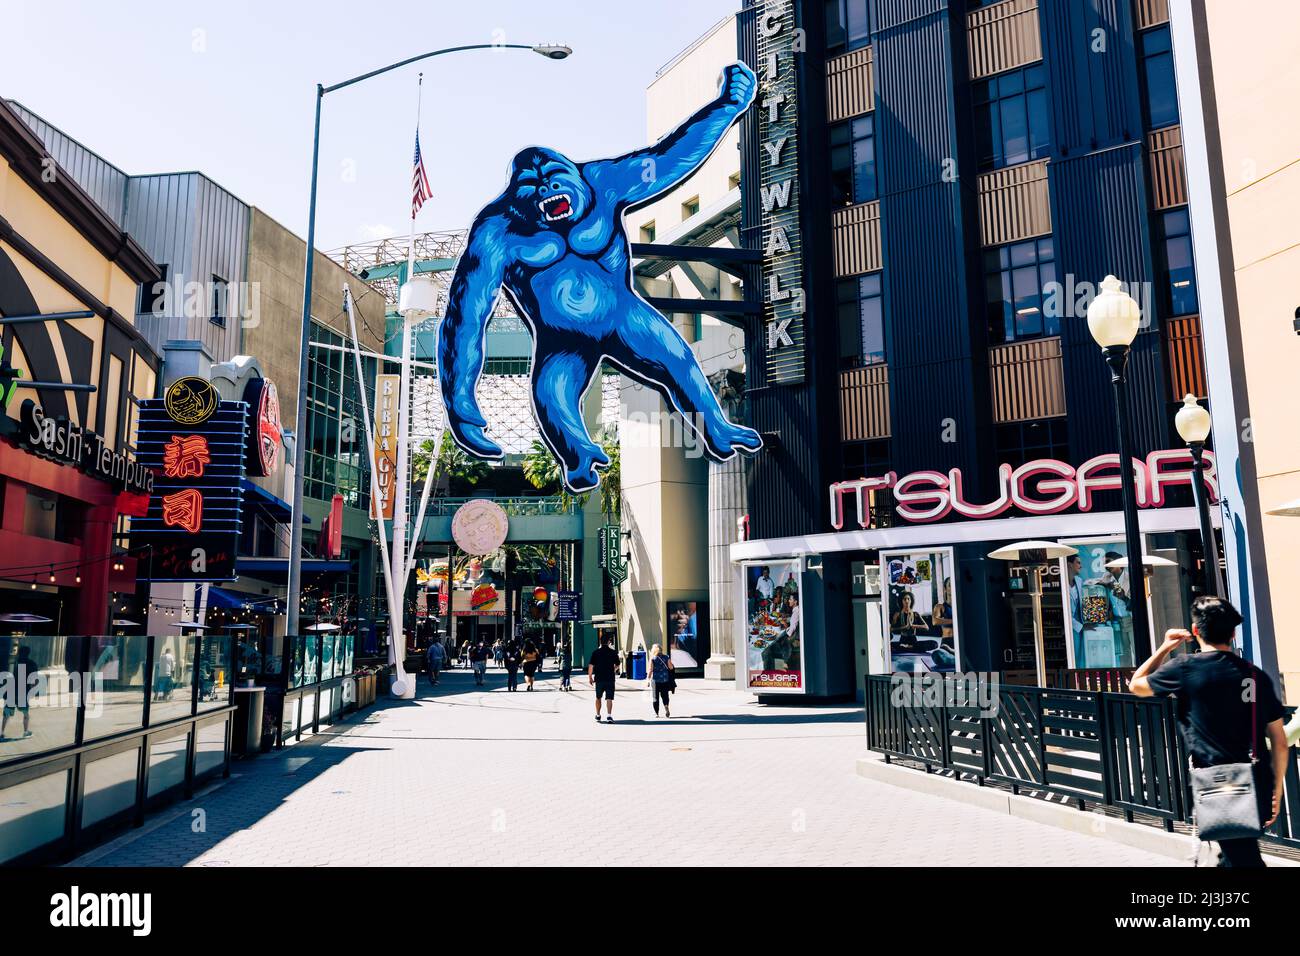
[438,62,763,493]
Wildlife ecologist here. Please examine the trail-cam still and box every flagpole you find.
[387,73,425,697]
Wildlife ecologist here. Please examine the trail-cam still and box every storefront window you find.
[829,114,876,206]
[84,635,147,741]
[881,550,958,673]
[149,637,195,724]
[1061,539,1138,668]
[742,561,804,693]
[197,635,232,712]
[984,236,1058,343]
[0,636,80,763]
[973,64,1050,170]
[836,272,885,368]
[305,322,373,510]
[825,0,871,53]
[1140,26,1179,130]
[1160,208,1198,317]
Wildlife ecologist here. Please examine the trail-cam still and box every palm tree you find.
[521,430,621,518]
[412,431,490,490]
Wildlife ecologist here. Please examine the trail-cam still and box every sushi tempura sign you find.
[370,374,398,521]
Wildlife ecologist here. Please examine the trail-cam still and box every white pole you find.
[342,286,400,672]
[405,428,441,583]
[385,73,427,698]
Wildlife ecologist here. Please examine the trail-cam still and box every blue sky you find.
[5,0,738,251]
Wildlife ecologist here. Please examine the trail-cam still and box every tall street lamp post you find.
[1086,275,1152,657]
[286,43,572,640]
[1174,393,1221,596]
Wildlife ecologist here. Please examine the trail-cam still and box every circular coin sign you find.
[451,499,509,556]
[164,376,219,425]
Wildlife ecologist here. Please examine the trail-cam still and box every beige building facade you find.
[617,16,747,671]
[1173,0,1300,701]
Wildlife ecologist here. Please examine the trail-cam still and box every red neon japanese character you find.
[162,434,210,479]
[161,488,203,534]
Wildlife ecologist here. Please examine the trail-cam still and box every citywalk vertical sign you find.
[758,0,805,384]
[370,373,399,521]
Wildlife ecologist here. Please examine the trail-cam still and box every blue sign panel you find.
[556,591,580,622]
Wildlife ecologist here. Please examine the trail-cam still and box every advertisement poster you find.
[742,561,803,692]
[880,549,958,673]
[452,583,505,616]
[1060,538,1135,668]
[666,600,709,669]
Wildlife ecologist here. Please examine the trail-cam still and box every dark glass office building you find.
[730,0,1235,698]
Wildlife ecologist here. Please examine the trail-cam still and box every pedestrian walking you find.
[559,639,573,691]
[504,639,521,692]
[154,646,176,701]
[471,640,489,686]
[426,639,446,686]
[587,633,620,723]
[1130,595,1289,867]
[493,639,504,669]
[521,639,541,691]
[648,643,675,717]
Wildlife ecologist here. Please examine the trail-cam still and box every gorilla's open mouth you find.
[539,194,574,222]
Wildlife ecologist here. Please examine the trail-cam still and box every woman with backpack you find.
[648,643,675,718]
[521,639,541,691]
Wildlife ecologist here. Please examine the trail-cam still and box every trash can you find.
[232,685,265,757]
[630,650,647,681]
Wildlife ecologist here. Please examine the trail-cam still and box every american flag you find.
[412,131,432,218]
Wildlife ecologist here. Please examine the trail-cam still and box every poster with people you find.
[742,560,803,692]
[666,601,709,669]
[880,549,958,673]
[1060,538,1135,668]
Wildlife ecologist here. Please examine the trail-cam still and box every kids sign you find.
[829,449,1219,529]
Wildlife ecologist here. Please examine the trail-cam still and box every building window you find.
[1140,26,1179,130]
[837,272,885,368]
[984,236,1058,343]
[305,323,373,510]
[681,196,700,220]
[640,222,656,243]
[1159,208,1198,317]
[994,418,1070,470]
[138,263,168,316]
[210,275,228,328]
[972,64,1050,171]
[825,0,871,53]
[829,114,876,207]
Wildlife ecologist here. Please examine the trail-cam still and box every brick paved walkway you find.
[75,668,1178,867]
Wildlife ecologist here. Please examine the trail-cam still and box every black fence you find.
[0,633,237,865]
[865,674,1300,849]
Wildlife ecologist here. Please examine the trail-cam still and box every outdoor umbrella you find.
[987,540,1079,686]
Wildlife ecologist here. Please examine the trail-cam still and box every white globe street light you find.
[1086,275,1143,347]
[1174,394,1220,596]
[1086,274,1152,655]
[1174,393,1212,444]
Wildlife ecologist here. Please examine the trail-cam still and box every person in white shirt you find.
[755,567,776,603]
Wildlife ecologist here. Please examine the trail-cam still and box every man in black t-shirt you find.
[1131,595,1289,867]
[587,634,620,723]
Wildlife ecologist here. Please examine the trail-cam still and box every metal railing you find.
[865,674,1300,848]
[0,633,238,865]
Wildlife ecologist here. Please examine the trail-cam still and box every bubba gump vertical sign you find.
[370,373,398,521]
